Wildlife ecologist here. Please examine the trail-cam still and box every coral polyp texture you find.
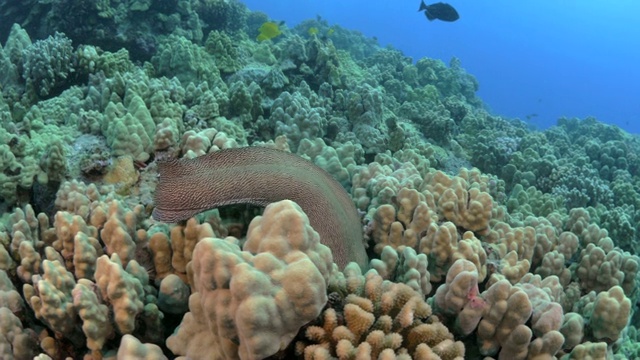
[0,1,638,359]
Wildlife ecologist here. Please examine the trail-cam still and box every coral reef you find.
[0,3,638,360]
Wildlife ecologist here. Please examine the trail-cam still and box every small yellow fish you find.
[308,27,319,36]
[327,27,335,36]
[257,21,282,42]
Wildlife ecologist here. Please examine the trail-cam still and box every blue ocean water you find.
[242,0,640,134]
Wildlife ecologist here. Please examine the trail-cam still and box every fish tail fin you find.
[419,0,428,11]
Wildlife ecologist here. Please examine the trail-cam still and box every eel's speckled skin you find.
[152,147,368,269]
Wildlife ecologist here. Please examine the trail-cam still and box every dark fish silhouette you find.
[419,1,459,22]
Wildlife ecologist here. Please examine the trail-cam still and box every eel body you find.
[152,147,368,269]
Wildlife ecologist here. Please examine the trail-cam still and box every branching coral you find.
[22,32,73,97]
[168,200,334,360]
[297,264,465,359]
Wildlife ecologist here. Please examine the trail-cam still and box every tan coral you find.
[296,137,353,188]
[351,161,422,212]
[0,270,23,316]
[99,201,141,267]
[433,259,479,317]
[419,222,487,282]
[51,211,98,273]
[419,222,458,282]
[0,307,38,359]
[499,250,531,284]
[148,232,175,282]
[16,240,41,283]
[560,312,585,350]
[25,260,79,338]
[297,264,464,359]
[103,155,139,194]
[73,232,103,280]
[168,200,332,360]
[117,334,167,360]
[535,250,571,286]
[169,218,215,285]
[452,232,487,281]
[485,222,536,263]
[180,128,217,157]
[369,188,436,255]
[555,231,579,260]
[94,254,145,334]
[72,280,114,353]
[561,341,607,359]
[588,286,631,342]
[370,246,431,296]
[476,280,535,357]
[438,185,493,235]
[575,241,637,294]
[421,170,493,235]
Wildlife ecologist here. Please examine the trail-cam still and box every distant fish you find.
[308,27,319,36]
[418,1,459,22]
[319,27,336,42]
[257,21,283,42]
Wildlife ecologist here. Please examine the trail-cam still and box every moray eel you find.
[152,147,369,269]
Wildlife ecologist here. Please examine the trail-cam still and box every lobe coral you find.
[152,147,369,269]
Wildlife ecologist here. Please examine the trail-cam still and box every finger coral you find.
[297,264,465,359]
[168,200,334,360]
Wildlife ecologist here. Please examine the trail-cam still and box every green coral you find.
[38,140,67,183]
[195,0,248,34]
[22,32,74,98]
[75,45,134,78]
[204,30,242,73]
[151,35,223,87]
